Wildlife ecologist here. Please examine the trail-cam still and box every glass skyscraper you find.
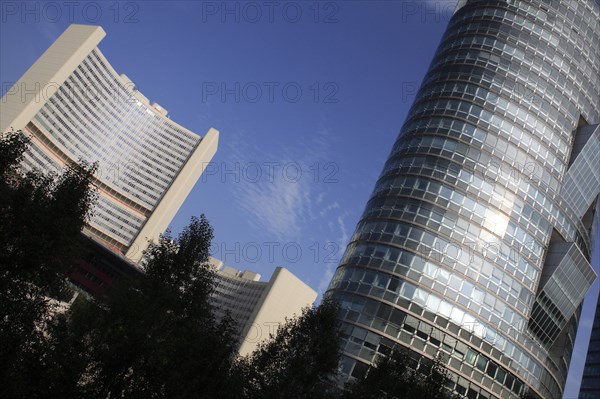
[326,1,599,398]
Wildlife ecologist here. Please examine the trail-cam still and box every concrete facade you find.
[0,24,219,264]
[209,257,317,356]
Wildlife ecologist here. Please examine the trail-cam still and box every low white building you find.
[209,257,317,356]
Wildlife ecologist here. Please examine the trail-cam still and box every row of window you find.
[92,195,144,241]
[442,18,594,122]
[449,3,599,119]
[336,260,528,336]
[22,122,148,247]
[37,101,163,209]
[86,52,200,153]
[394,111,588,261]
[329,260,549,386]
[561,132,600,219]
[337,304,528,397]
[385,136,555,247]
[407,96,564,189]
[426,46,574,141]
[43,52,201,208]
[55,66,180,203]
[394,116,566,246]
[90,50,201,148]
[414,78,567,179]
[362,196,545,299]
[331,287,561,398]
[456,1,600,84]
[371,173,543,270]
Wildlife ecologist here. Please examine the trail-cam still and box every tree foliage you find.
[235,299,342,399]
[0,130,97,397]
[1,130,462,399]
[0,130,345,398]
[39,216,239,399]
[0,130,29,177]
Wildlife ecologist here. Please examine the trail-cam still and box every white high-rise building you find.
[1,24,219,263]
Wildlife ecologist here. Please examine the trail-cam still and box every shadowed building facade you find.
[0,24,219,264]
[579,201,600,399]
[326,1,599,398]
[208,257,317,356]
[580,295,600,398]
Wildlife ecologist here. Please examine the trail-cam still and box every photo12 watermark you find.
[22,159,142,185]
[201,161,339,184]
[199,1,340,24]
[400,1,456,23]
[210,240,341,265]
[2,80,142,105]
[201,81,340,104]
[1,1,140,23]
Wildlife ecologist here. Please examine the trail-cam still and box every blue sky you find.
[0,1,597,397]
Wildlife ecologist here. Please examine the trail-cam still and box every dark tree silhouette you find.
[235,299,342,399]
[43,216,238,399]
[1,130,348,399]
[0,130,97,397]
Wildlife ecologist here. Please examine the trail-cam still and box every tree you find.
[43,216,239,399]
[0,130,97,397]
[2,130,347,399]
[0,129,29,177]
[343,347,457,399]
[235,299,342,399]
[0,131,97,298]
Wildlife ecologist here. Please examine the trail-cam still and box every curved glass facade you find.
[326,1,599,398]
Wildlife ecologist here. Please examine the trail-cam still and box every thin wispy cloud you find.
[227,126,339,243]
[233,162,309,241]
[319,201,340,217]
[226,125,353,295]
